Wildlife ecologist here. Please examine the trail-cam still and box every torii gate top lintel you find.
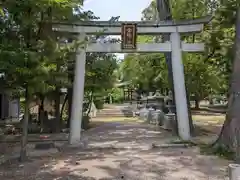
[53,15,211,27]
[52,15,212,35]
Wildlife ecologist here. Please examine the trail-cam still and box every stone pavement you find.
[0,122,230,180]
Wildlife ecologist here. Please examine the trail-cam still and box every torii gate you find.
[53,16,211,145]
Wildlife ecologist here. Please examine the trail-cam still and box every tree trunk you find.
[209,98,214,105]
[67,52,74,128]
[60,94,68,122]
[54,61,61,132]
[54,88,61,133]
[186,89,194,135]
[19,87,30,162]
[38,95,45,129]
[67,87,73,128]
[195,100,200,109]
[195,97,200,109]
[20,7,31,162]
[215,7,240,161]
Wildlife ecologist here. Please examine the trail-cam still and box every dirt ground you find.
[0,121,231,180]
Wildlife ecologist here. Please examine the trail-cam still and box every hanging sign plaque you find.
[121,23,137,50]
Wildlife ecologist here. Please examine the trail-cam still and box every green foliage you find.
[111,87,124,103]
[85,53,118,93]
[0,0,86,98]
[183,53,226,100]
[118,0,235,99]
[0,0,117,101]
[119,53,168,92]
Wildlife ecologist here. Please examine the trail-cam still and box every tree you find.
[84,52,117,108]
[0,0,92,161]
[183,53,225,109]
[120,53,168,92]
[213,1,240,161]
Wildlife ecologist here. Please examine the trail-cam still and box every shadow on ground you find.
[0,122,230,180]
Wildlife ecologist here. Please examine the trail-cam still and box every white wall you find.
[8,98,20,118]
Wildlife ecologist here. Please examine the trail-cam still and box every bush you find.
[111,87,124,103]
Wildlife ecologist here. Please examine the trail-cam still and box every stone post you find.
[170,31,190,141]
[69,34,86,145]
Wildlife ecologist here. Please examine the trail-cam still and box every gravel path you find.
[0,122,230,180]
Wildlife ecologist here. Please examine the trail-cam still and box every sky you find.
[83,0,152,59]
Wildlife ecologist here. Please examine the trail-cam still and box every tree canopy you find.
[118,0,233,104]
[0,0,119,161]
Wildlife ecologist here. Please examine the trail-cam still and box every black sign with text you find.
[121,23,137,50]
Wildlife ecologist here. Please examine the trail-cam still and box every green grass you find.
[192,114,225,125]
